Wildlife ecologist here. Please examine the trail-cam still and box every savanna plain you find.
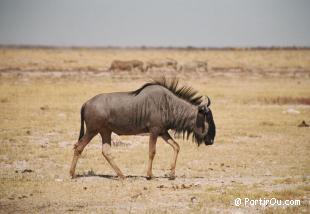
[0,48,309,213]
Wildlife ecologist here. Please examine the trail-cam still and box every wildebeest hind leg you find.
[69,132,96,178]
[101,132,125,179]
[162,132,180,180]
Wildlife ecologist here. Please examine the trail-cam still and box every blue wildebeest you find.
[69,78,216,180]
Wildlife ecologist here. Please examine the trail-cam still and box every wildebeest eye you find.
[198,105,206,113]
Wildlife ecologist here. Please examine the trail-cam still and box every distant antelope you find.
[179,60,208,72]
[145,59,178,72]
[70,78,216,180]
[109,60,144,72]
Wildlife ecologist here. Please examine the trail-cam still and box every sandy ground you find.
[0,48,309,213]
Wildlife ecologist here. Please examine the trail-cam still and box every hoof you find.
[168,176,176,180]
[69,171,75,179]
[146,176,153,180]
[165,172,176,180]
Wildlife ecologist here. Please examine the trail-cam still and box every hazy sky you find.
[0,0,309,47]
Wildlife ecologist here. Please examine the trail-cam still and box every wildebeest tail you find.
[78,104,85,141]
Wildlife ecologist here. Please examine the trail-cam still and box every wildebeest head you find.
[193,97,216,146]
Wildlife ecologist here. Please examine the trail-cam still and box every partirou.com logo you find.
[234,198,301,207]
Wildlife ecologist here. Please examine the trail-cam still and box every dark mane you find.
[131,77,203,106]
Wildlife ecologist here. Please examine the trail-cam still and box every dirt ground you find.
[0,48,309,213]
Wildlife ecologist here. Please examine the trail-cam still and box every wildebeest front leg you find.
[101,132,125,179]
[162,132,180,180]
[146,133,158,180]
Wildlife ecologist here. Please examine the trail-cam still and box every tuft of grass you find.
[263,206,309,214]
[272,177,304,185]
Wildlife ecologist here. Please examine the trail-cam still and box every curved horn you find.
[206,96,211,107]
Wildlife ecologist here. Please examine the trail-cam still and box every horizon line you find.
[1,44,310,50]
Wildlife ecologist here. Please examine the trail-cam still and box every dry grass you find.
[258,97,310,105]
[0,47,310,73]
[0,48,309,213]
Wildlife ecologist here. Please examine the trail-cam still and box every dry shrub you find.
[259,97,310,105]
[260,121,275,126]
